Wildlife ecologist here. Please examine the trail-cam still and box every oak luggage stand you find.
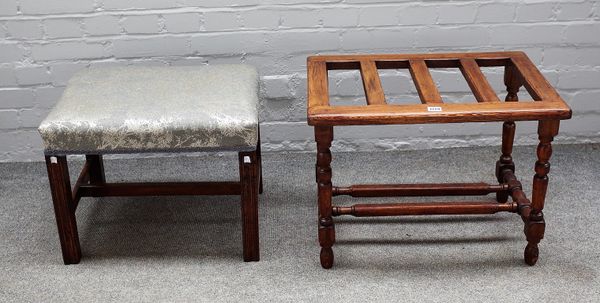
[39,65,262,264]
[306,51,572,269]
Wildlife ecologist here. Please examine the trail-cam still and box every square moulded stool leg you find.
[307,52,572,269]
[39,65,262,264]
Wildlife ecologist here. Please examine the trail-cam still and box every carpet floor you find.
[1,144,599,302]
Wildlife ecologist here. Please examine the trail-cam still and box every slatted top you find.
[307,51,571,126]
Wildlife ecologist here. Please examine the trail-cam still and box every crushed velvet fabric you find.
[38,65,259,154]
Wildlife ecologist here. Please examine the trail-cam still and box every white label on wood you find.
[50,156,58,164]
[427,106,442,112]
[244,156,251,163]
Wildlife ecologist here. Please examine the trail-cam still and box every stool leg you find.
[257,127,263,194]
[496,121,516,203]
[315,126,335,269]
[524,120,559,266]
[45,155,81,265]
[239,150,260,262]
[496,64,522,202]
[85,154,105,184]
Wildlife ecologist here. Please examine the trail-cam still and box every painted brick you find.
[0,23,7,38]
[437,4,478,24]
[19,108,50,128]
[516,3,556,22]
[564,23,600,44]
[15,66,51,85]
[169,57,208,66]
[0,130,43,157]
[319,8,359,27]
[398,5,438,25]
[561,114,600,134]
[122,15,161,34]
[84,15,122,36]
[164,13,201,33]
[191,32,267,55]
[181,0,260,7]
[476,3,516,23]
[544,47,600,67]
[416,26,489,47]
[280,10,320,28]
[557,2,594,21]
[113,37,190,58]
[31,42,108,61]
[5,20,43,39]
[0,89,35,109]
[0,68,17,87]
[490,24,564,45]
[262,75,293,99]
[242,10,280,29]
[0,44,24,63]
[430,69,473,93]
[570,90,600,112]
[44,19,83,38]
[359,6,398,27]
[19,0,95,14]
[269,31,339,53]
[342,28,414,50]
[101,0,175,10]
[0,110,19,129]
[34,86,65,109]
[379,71,414,95]
[204,11,240,31]
[49,62,88,86]
[558,69,600,89]
[329,70,362,97]
[0,0,17,16]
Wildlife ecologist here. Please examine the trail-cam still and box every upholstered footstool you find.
[38,65,262,264]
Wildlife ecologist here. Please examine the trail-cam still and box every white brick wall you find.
[1,0,599,162]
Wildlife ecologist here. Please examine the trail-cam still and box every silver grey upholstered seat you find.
[38,65,259,154]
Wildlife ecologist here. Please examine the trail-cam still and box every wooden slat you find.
[359,60,386,105]
[408,59,443,104]
[307,59,329,108]
[307,101,572,125]
[510,54,562,101]
[459,58,501,102]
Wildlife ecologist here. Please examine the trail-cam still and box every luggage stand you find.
[306,51,572,268]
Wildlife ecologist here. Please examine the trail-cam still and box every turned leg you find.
[496,121,516,203]
[496,64,522,202]
[239,150,260,262]
[315,126,335,269]
[45,155,81,264]
[85,155,105,184]
[524,120,559,266]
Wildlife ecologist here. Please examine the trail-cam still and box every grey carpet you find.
[1,144,599,302]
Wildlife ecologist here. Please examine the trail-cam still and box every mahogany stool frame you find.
[45,137,263,264]
[306,51,572,269]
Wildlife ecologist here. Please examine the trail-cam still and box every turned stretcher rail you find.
[332,201,518,217]
[332,182,509,197]
[502,170,532,221]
